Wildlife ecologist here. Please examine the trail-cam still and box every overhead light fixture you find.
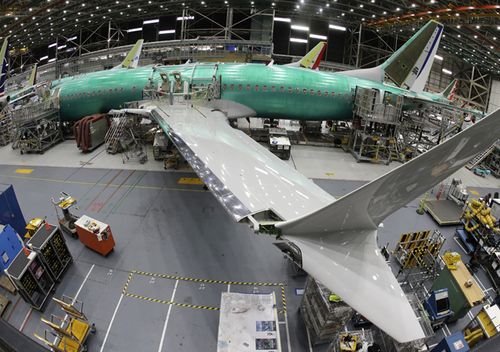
[57,45,67,50]
[127,27,142,33]
[67,36,77,41]
[291,25,309,31]
[329,24,346,31]
[48,42,57,48]
[177,16,194,20]
[48,58,56,63]
[159,29,175,34]
[309,34,327,40]
[442,68,452,75]
[434,55,443,61]
[143,19,159,24]
[274,17,291,23]
[290,37,307,43]
[40,55,48,60]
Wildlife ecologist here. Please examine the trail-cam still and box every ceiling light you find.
[290,38,307,43]
[177,16,194,20]
[143,19,159,24]
[274,17,291,23]
[309,34,327,40]
[291,25,309,31]
[159,29,175,34]
[126,27,142,33]
[48,42,57,48]
[434,55,443,61]
[329,24,346,31]
[40,55,48,60]
[442,68,452,75]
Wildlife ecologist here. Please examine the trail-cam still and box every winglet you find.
[115,39,144,69]
[0,37,9,96]
[27,63,37,86]
[441,79,458,100]
[285,41,327,69]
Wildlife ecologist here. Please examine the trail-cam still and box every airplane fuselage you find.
[53,62,439,122]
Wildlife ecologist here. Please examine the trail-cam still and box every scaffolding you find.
[0,109,12,146]
[9,98,63,154]
[347,87,403,164]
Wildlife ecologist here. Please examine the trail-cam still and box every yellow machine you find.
[463,304,500,347]
[34,295,94,352]
[463,199,499,233]
[443,251,461,270]
[24,217,45,239]
[51,192,79,238]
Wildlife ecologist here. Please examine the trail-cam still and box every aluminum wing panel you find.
[150,103,334,222]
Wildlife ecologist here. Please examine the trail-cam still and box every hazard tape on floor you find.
[122,272,134,294]
[125,292,220,311]
[132,270,284,287]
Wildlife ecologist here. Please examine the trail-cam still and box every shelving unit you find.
[5,250,55,311]
[27,223,72,282]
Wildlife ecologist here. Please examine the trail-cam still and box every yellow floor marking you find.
[15,169,34,174]
[325,172,335,176]
[178,177,204,185]
[0,174,208,193]
[469,189,480,196]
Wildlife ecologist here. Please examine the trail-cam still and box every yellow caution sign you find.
[178,177,204,185]
[15,169,33,174]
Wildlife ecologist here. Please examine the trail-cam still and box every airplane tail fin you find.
[27,63,37,86]
[0,37,9,96]
[277,108,500,342]
[342,20,443,91]
[114,39,144,69]
[285,41,327,69]
[440,78,458,100]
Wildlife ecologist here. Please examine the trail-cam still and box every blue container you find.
[0,184,26,236]
[0,224,24,271]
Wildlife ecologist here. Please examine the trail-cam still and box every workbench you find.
[431,260,485,322]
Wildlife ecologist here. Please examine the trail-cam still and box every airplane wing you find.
[116,100,500,343]
[410,95,485,118]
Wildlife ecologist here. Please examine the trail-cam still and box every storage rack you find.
[27,223,72,282]
[5,250,55,311]
[299,276,354,346]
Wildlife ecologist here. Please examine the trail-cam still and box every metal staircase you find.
[466,143,496,170]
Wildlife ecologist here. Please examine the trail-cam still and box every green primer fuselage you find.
[53,63,438,122]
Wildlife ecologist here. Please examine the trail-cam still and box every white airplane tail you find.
[113,39,144,69]
[342,20,443,92]
[277,108,500,342]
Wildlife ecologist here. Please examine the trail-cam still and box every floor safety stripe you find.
[132,270,284,287]
[124,293,220,311]
[280,285,287,313]
[122,272,134,294]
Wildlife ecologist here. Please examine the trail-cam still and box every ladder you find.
[466,143,496,170]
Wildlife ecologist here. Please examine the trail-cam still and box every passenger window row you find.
[64,86,133,99]
[221,83,338,97]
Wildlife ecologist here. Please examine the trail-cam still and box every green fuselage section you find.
[53,63,441,122]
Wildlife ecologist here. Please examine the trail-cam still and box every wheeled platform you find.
[425,199,463,225]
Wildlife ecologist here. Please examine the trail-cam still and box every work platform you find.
[424,199,464,226]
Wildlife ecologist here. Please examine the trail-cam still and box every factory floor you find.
[0,141,499,352]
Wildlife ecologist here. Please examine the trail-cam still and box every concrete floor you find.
[0,141,499,351]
